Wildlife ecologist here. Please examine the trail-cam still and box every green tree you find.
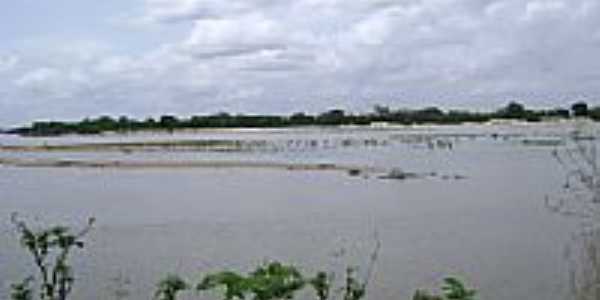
[498,102,526,118]
[160,115,179,131]
[571,101,589,117]
[588,106,600,121]
[373,105,391,117]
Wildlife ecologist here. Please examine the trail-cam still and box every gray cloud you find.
[0,55,19,73]
[1,0,600,126]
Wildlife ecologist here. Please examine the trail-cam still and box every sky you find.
[1,0,600,126]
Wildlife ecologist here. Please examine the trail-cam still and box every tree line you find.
[4,101,599,136]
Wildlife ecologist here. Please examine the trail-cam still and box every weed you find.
[10,213,94,300]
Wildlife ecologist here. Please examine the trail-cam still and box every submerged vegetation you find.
[8,216,476,300]
[5,101,600,136]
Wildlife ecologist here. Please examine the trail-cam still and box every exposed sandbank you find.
[0,140,248,153]
[0,157,382,173]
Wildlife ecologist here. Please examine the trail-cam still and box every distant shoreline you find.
[0,118,585,139]
[3,102,596,137]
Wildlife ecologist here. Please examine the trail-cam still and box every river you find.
[0,122,594,299]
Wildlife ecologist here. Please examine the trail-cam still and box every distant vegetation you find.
[4,101,598,137]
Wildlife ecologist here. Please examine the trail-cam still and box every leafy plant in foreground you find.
[341,267,367,300]
[10,213,95,300]
[155,275,189,300]
[7,215,477,300]
[196,262,307,300]
[193,262,374,300]
[172,232,381,300]
[10,277,34,300]
[412,277,477,300]
[442,277,476,300]
[308,271,331,300]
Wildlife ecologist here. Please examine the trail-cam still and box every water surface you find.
[0,123,588,299]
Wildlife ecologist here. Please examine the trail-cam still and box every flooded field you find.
[0,122,597,299]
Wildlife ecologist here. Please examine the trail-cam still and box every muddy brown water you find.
[0,123,593,299]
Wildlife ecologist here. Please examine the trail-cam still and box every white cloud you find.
[180,13,287,59]
[2,0,600,125]
[140,0,268,23]
[12,67,93,102]
[525,0,566,20]
[14,68,61,87]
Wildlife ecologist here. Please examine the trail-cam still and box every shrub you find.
[10,214,94,300]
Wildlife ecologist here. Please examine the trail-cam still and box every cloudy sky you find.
[1,0,600,126]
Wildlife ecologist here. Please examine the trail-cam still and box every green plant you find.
[412,290,443,300]
[10,213,94,300]
[192,232,382,300]
[197,271,249,300]
[197,262,307,300]
[442,277,476,300]
[341,267,365,300]
[247,262,306,300]
[155,275,189,300]
[339,233,380,300]
[194,260,381,300]
[412,278,476,300]
[7,215,477,300]
[308,271,331,300]
[10,277,34,300]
